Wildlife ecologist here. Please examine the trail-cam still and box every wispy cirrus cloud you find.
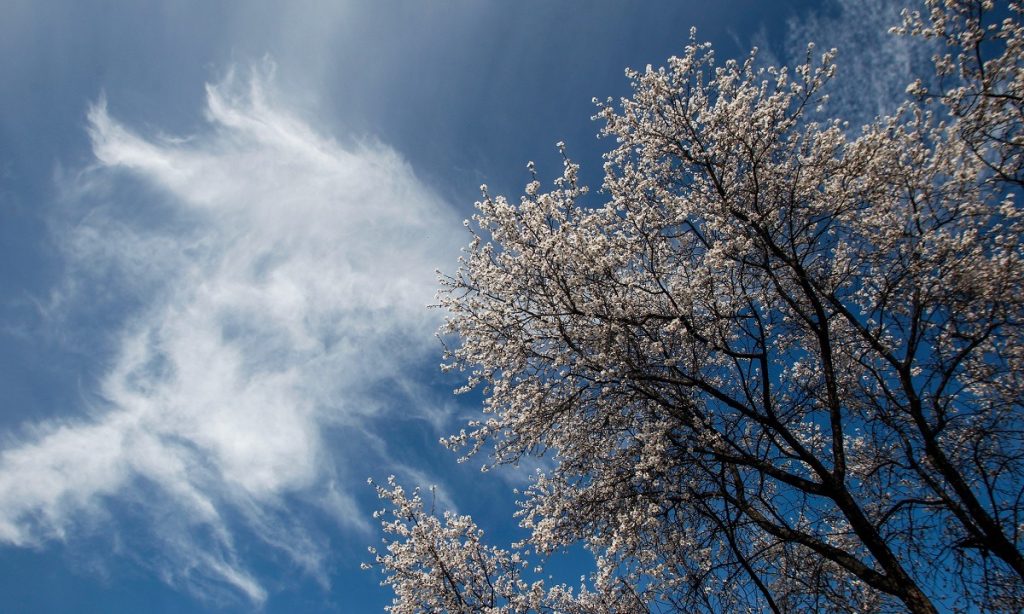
[756,0,937,129]
[0,62,459,604]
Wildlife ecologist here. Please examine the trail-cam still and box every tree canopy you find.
[367,2,1024,611]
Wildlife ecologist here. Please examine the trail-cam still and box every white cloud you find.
[756,0,937,129]
[0,62,460,604]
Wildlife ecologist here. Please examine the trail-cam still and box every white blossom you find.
[369,2,1024,612]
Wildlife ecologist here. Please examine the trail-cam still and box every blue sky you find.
[0,1,930,611]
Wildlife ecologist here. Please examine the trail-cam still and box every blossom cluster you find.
[369,2,1024,612]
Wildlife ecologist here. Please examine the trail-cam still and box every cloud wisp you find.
[756,0,937,130]
[0,64,459,604]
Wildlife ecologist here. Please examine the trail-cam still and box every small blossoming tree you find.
[367,2,1024,611]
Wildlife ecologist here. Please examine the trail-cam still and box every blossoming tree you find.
[367,1,1024,611]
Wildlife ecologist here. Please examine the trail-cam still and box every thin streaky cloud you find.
[755,0,937,129]
[0,61,460,604]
